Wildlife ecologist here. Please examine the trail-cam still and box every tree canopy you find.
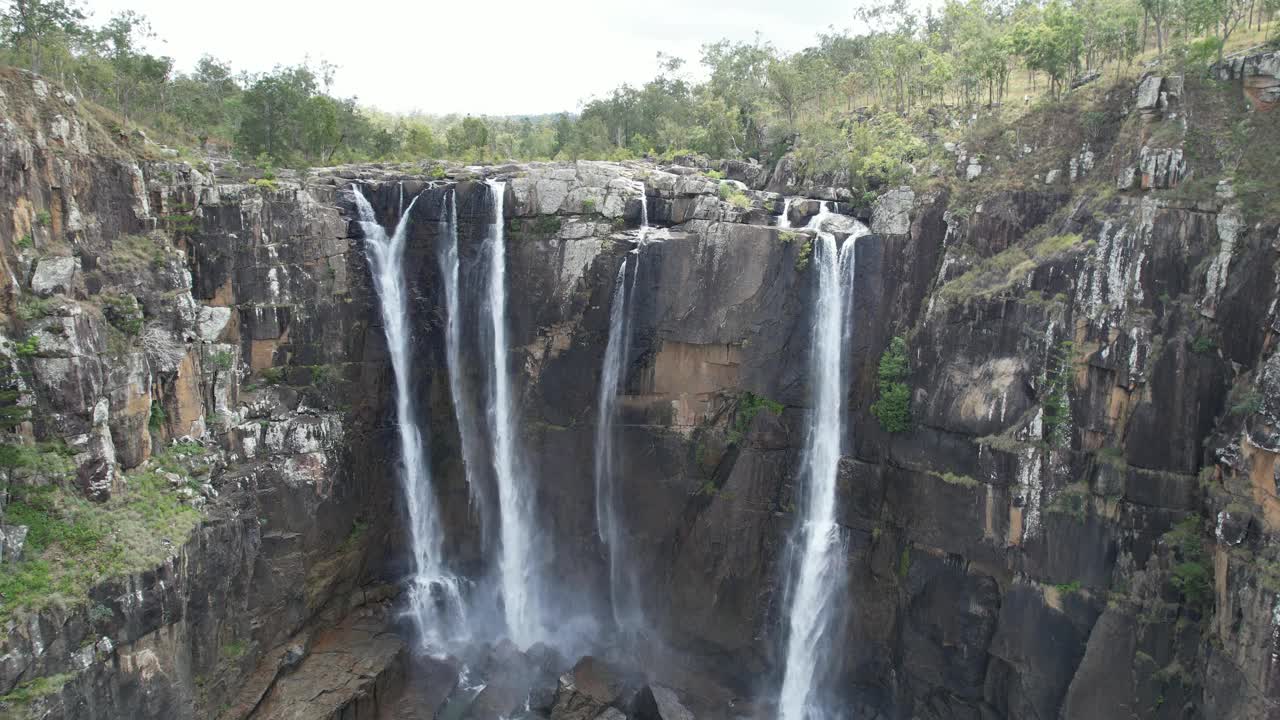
[0,0,1275,177]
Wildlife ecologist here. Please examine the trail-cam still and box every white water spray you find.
[778,206,867,720]
[483,180,543,647]
[351,185,466,650]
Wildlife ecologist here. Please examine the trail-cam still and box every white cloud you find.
[83,0,866,115]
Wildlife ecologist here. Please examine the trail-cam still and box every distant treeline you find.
[1,0,1276,190]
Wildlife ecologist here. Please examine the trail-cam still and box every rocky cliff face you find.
[0,48,1279,720]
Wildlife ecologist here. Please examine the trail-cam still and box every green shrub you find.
[794,238,814,271]
[1165,517,1212,613]
[871,336,912,433]
[704,169,725,180]
[533,215,562,235]
[163,213,199,236]
[89,603,113,624]
[932,471,978,487]
[580,199,597,213]
[728,391,784,444]
[728,192,751,209]
[1229,388,1263,417]
[148,403,166,431]
[34,211,52,227]
[0,672,72,706]
[260,367,285,385]
[1190,335,1217,355]
[210,351,234,371]
[0,443,75,474]
[309,364,340,385]
[14,336,40,358]
[17,297,55,321]
[941,234,1085,304]
[1041,340,1074,447]
[17,234,33,249]
[101,294,144,337]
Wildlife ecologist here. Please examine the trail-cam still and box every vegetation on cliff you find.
[0,442,206,624]
[871,336,913,433]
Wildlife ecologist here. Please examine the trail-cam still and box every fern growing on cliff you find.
[871,336,912,433]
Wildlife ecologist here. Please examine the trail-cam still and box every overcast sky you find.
[85,0,873,116]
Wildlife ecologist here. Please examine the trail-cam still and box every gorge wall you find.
[0,49,1279,720]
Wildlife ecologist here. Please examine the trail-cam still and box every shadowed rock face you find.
[3,63,1280,720]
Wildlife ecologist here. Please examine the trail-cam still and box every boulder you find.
[1071,69,1101,89]
[30,256,79,297]
[550,656,623,720]
[0,524,28,564]
[77,398,120,501]
[196,306,231,342]
[1136,75,1163,111]
[871,186,914,236]
[787,199,823,227]
[632,684,694,720]
[815,212,866,237]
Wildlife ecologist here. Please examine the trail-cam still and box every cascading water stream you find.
[778,204,866,720]
[594,258,635,632]
[438,189,489,536]
[483,179,543,648]
[593,181,660,634]
[351,185,466,650]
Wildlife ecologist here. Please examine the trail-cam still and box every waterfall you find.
[438,189,489,536]
[483,179,543,648]
[778,197,793,229]
[594,258,634,631]
[635,180,649,241]
[778,207,866,720]
[350,185,466,650]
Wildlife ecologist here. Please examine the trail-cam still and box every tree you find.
[0,0,86,75]
[1208,0,1252,61]
[170,56,241,144]
[236,65,320,163]
[699,37,776,156]
[401,120,442,159]
[1014,0,1085,98]
[1141,0,1173,52]
[97,11,171,121]
[446,116,489,158]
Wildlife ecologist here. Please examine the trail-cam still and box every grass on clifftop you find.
[0,443,207,624]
